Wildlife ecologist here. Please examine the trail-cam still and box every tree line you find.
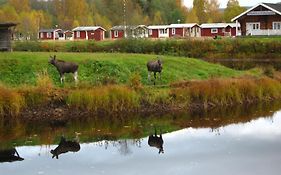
[0,0,245,39]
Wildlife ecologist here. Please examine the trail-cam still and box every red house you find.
[168,23,201,37]
[72,26,106,41]
[232,3,281,36]
[200,23,240,37]
[147,25,170,38]
[38,29,65,40]
[110,26,125,39]
[110,25,148,39]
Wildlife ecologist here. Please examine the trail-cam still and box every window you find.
[252,23,260,30]
[114,30,118,37]
[172,28,176,35]
[273,22,281,30]
[149,29,152,35]
[160,29,168,34]
[40,32,44,38]
[76,31,80,38]
[222,28,225,33]
[47,32,52,38]
[211,28,218,33]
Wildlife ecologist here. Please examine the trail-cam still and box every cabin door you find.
[246,22,260,36]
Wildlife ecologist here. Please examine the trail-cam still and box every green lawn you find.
[0,52,245,86]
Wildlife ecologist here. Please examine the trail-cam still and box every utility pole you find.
[123,0,127,38]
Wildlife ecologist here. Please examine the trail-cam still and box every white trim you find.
[47,32,52,38]
[211,28,218,33]
[149,29,152,35]
[114,30,118,37]
[172,28,176,35]
[232,3,281,22]
[40,32,44,38]
[273,21,281,30]
[76,31,80,38]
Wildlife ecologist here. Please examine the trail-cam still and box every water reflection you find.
[0,147,24,163]
[148,128,164,154]
[205,58,281,70]
[50,137,80,159]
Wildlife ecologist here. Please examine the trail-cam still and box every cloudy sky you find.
[184,0,281,8]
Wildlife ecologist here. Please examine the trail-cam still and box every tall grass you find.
[0,85,25,117]
[66,85,140,113]
[171,77,281,108]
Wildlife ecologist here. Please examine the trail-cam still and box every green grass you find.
[0,52,247,87]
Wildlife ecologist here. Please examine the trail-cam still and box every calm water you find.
[1,103,281,175]
[205,59,281,70]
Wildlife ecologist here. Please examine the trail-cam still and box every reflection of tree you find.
[118,140,132,155]
[95,139,142,155]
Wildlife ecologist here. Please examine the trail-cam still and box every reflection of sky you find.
[1,112,281,175]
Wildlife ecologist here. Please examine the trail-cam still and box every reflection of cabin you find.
[232,3,281,36]
[0,23,17,51]
[148,25,170,38]
[72,26,106,41]
[110,25,148,39]
[168,23,201,37]
[39,29,65,40]
[200,23,240,37]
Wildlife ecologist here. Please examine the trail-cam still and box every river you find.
[1,102,281,175]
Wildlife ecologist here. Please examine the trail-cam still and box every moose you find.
[49,55,79,84]
[50,137,81,159]
[148,128,164,154]
[147,59,163,85]
[0,147,24,163]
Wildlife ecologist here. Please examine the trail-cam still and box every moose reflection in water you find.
[148,128,164,154]
[0,147,24,163]
[50,137,80,159]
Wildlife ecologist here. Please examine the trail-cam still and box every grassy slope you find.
[0,52,245,86]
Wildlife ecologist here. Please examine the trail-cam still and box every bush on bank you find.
[13,39,281,59]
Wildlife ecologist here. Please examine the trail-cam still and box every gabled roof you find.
[72,26,106,31]
[39,29,62,33]
[147,25,170,29]
[231,3,281,22]
[200,23,239,28]
[169,23,198,28]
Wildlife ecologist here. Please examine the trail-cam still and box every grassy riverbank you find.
[1,52,279,120]
[0,52,244,86]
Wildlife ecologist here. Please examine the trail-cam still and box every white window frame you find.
[77,31,80,38]
[47,32,52,38]
[149,29,152,35]
[114,30,118,37]
[172,28,176,35]
[211,28,218,34]
[40,32,44,38]
[249,22,260,30]
[273,22,281,30]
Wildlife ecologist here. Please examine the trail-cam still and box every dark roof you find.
[0,23,17,28]
[263,3,281,13]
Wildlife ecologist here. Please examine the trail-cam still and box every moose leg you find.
[60,73,65,84]
[153,72,157,85]
[148,71,151,81]
[74,71,78,83]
